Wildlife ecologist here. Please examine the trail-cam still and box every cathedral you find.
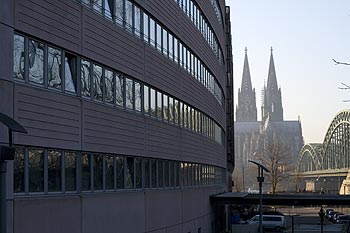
[234,48,304,192]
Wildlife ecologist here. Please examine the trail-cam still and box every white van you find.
[247,215,286,231]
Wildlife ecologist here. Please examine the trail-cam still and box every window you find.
[134,5,141,37]
[135,81,141,112]
[150,18,156,47]
[144,159,150,188]
[116,73,124,106]
[82,153,91,191]
[48,150,62,192]
[151,159,157,188]
[104,0,113,20]
[184,104,188,128]
[28,39,44,85]
[150,88,156,117]
[126,157,134,189]
[179,102,183,127]
[13,34,24,80]
[116,157,124,189]
[115,0,124,26]
[163,94,168,122]
[164,160,169,187]
[92,0,102,13]
[13,148,25,193]
[179,42,183,67]
[162,28,168,56]
[174,99,179,125]
[29,148,44,192]
[64,152,76,192]
[125,0,133,32]
[126,78,134,110]
[174,37,178,64]
[169,97,174,123]
[168,34,173,60]
[169,161,174,187]
[144,85,149,114]
[135,158,142,189]
[143,13,149,42]
[64,53,77,93]
[156,23,162,52]
[48,47,62,89]
[157,91,162,119]
[81,59,91,97]
[104,69,114,104]
[158,160,164,188]
[105,155,114,190]
[93,154,103,191]
[93,64,103,101]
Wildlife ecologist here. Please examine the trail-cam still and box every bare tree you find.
[255,141,293,193]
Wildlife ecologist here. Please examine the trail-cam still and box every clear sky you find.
[226,0,350,143]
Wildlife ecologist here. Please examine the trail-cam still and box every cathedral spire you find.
[236,48,257,122]
[262,47,283,121]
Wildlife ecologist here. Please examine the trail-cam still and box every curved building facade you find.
[0,0,233,232]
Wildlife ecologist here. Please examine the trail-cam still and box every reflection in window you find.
[179,102,183,127]
[104,69,114,104]
[151,160,157,188]
[93,154,103,191]
[48,47,62,89]
[174,99,179,125]
[28,40,44,84]
[29,148,44,192]
[168,34,173,60]
[125,0,133,32]
[82,153,91,191]
[163,94,168,122]
[115,0,123,26]
[150,18,156,47]
[135,158,142,189]
[48,150,62,192]
[157,91,162,119]
[143,13,149,42]
[116,157,124,189]
[104,0,113,19]
[156,24,162,52]
[125,77,134,110]
[92,0,102,13]
[65,152,76,191]
[135,81,141,112]
[81,60,91,97]
[173,38,178,64]
[169,97,174,123]
[150,88,156,117]
[13,34,25,79]
[179,43,183,67]
[144,85,149,114]
[126,157,134,189]
[144,159,150,188]
[162,28,168,56]
[65,53,77,93]
[116,73,124,106]
[14,148,25,193]
[93,64,103,101]
[184,104,187,128]
[134,5,141,37]
[105,155,114,190]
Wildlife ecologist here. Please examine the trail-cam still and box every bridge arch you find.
[296,143,322,172]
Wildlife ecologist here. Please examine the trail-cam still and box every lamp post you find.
[0,112,27,233]
[249,160,270,233]
[318,206,325,233]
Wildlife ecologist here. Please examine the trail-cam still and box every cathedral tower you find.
[236,48,257,122]
[262,47,283,121]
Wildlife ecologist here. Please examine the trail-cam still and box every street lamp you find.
[249,160,270,233]
[318,206,325,233]
[0,112,27,233]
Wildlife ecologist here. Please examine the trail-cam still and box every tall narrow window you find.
[134,5,141,37]
[13,34,25,80]
[169,97,174,123]
[64,152,76,192]
[81,59,91,97]
[156,23,162,52]
[116,157,125,189]
[157,91,162,119]
[14,148,25,193]
[29,148,44,193]
[48,47,62,90]
[116,73,124,106]
[144,85,149,114]
[104,69,114,104]
[104,0,113,20]
[158,160,164,188]
[125,0,133,32]
[93,64,103,101]
[145,159,150,188]
[48,150,62,192]
[143,13,149,42]
[125,77,134,110]
[164,160,169,187]
[151,159,157,188]
[126,157,134,189]
[168,34,173,60]
[179,42,183,67]
[163,94,168,122]
[183,104,188,128]
[135,158,142,189]
[175,162,180,187]
[162,28,168,56]
[169,161,174,187]
[179,102,183,127]
[65,53,77,93]
[174,37,178,64]
[115,0,124,26]
[28,40,44,85]
[105,155,114,190]
[135,81,141,112]
[174,99,179,125]
[150,18,156,47]
[82,153,91,191]
[92,0,102,13]
[93,154,103,191]
[150,88,156,117]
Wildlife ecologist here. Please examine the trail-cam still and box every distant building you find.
[234,48,303,191]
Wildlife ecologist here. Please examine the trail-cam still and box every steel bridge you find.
[296,110,350,193]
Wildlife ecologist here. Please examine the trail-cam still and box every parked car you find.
[328,211,339,222]
[336,215,350,224]
[247,215,286,232]
[333,212,343,223]
[325,208,334,220]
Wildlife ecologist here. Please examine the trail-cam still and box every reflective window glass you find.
[174,99,179,125]
[81,59,91,97]
[183,104,187,128]
[156,24,162,52]
[28,40,44,84]
[93,154,103,190]
[126,157,134,189]
[125,78,134,110]
[116,157,125,189]
[150,18,156,47]
[125,0,133,32]
[104,0,112,20]
[169,161,174,187]
[115,0,124,26]
[162,28,167,56]
[29,148,44,192]
[65,152,76,191]
[92,0,102,13]
[64,53,77,93]
[93,64,103,101]
[163,94,168,122]
[145,159,150,188]
[158,160,164,188]
[14,148,25,193]
[116,73,124,106]
[48,150,62,192]
[179,102,183,127]
[151,160,157,188]
[174,38,178,64]
[150,88,156,117]
[135,158,142,189]
[48,47,62,89]
[143,13,149,42]
[144,85,149,114]
[105,155,114,190]
[157,91,162,119]
[134,5,141,37]
[135,81,141,112]
[164,160,169,187]
[168,34,173,60]
[175,162,180,187]
[82,153,91,191]
[13,34,25,79]
[179,42,183,67]
[104,69,114,104]
[169,97,174,123]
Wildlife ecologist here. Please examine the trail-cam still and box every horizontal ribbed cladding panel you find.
[181,130,226,168]
[145,0,226,93]
[145,119,181,161]
[144,46,225,129]
[14,0,81,54]
[82,101,146,156]
[14,85,81,149]
[81,9,145,81]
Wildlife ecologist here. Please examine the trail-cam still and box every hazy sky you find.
[226,0,350,143]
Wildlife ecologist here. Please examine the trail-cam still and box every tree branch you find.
[333,59,350,66]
